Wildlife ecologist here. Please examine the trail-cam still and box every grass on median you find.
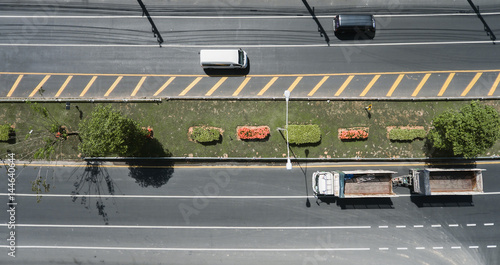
[1,100,500,160]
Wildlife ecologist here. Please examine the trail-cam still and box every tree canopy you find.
[427,101,500,158]
[78,105,147,157]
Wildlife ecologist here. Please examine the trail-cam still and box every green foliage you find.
[0,124,13,141]
[427,101,500,158]
[78,105,147,157]
[389,128,427,141]
[34,138,56,159]
[191,127,221,143]
[287,125,321,145]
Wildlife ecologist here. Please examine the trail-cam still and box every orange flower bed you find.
[339,129,368,140]
[237,126,270,140]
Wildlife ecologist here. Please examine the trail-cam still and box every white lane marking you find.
[469,246,479,249]
[379,247,389,250]
[0,224,371,230]
[448,224,459,227]
[467,224,477,227]
[451,246,462,249]
[413,225,424,228]
[0,245,371,251]
[484,223,494,226]
[487,245,497,248]
[431,224,442,228]
[397,247,408,250]
[0,41,495,48]
[379,226,389,229]
[433,247,444,250]
[2,192,500,199]
[0,12,499,19]
[396,225,406,228]
[0,193,311,199]
[415,247,425,250]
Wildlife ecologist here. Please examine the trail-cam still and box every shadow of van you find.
[203,58,250,76]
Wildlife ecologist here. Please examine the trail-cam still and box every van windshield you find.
[238,50,244,65]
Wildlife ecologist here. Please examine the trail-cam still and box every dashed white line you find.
[451,246,462,249]
[415,247,425,250]
[379,247,389,250]
[431,224,442,228]
[467,224,477,227]
[396,225,406,228]
[448,224,459,227]
[379,226,389,229]
[487,245,497,248]
[413,225,424,228]
[469,246,479,249]
[397,247,408,250]
[484,223,494,226]
[433,247,444,250]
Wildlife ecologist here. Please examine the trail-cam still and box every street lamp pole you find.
[284,90,292,170]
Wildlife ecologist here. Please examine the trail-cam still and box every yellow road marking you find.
[205,77,227,96]
[104,76,123,97]
[386,74,404,97]
[18,160,500,169]
[360,75,380,97]
[438,73,455,96]
[154,77,175,96]
[7,75,23,97]
[29,75,51,97]
[54,75,73,98]
[257,77,278,96]
[179,77,202,96]
[488,73,500,96]
[233,77,251,96]
[80,76,97,97]
[307,76,329,96]
[411,73,431,97]
[1,69,499,78]
[461,72,482,96]
[131,76,147,97]
[287,76,303,92]
[334,75,354,96]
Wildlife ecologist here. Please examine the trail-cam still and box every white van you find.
[200,49,248,69]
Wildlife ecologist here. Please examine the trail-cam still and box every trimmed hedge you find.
[389,128,426,141]
[287,125,321,145]
[0,124,13,141]
[191,127,221,143]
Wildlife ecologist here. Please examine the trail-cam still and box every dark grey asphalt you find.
[0,161,499,264]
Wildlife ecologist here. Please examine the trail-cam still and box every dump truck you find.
[408,168,484,195]
[312,170,397,198]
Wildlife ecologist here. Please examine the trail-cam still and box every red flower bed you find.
[237,126,270,140]
[339,129,368,140]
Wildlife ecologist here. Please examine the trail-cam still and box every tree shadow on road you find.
[126,160,175,188]
[70,161,116,225]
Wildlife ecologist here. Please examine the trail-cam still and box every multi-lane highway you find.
[1,161,499,264]
[0,1,498,99]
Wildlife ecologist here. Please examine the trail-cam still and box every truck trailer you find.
[312,170,397,198]
[409,168,484,195]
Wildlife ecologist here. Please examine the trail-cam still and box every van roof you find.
[200,49,240,64]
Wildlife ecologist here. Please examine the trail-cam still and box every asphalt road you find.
[0,2,499,99]
[0,161,499,264]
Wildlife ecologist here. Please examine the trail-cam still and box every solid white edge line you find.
[0,245,371,251]
[0,40,495,48]
[3,192,500,198]
[0,224,372,230]
[0,12,498,19]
